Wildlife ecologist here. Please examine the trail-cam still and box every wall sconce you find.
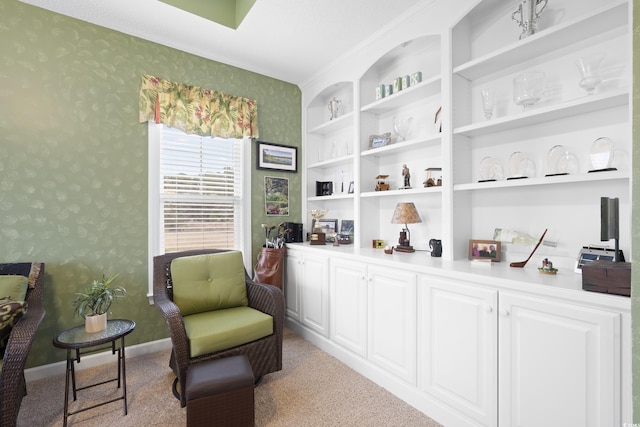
[390,202,421,253]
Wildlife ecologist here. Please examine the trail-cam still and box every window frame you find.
[147,122,251,298]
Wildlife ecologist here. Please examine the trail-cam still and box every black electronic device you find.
[284,222,303,243]
[429,239,442,257]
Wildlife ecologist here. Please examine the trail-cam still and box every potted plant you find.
[73,273,126,333]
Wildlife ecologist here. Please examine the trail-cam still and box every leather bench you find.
[185,355,255,426]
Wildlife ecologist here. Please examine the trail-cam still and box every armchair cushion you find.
[184,306,273,357]
[171,251,248,316]
[0,275,29,301]
[0,298,27,356]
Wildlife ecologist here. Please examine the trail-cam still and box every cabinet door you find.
[420,277,497,427]
[284,250,302,321]
[499,292,621,427]
[330,259,367,357]
[368,266,417,384]
[300,255,329,337]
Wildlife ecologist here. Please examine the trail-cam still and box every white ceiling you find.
[21,0,428,86]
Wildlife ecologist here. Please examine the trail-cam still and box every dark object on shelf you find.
[337,235,352,245]
[284,222,303,243]
[394,245,414,253]
[510,229,547,268]
[372,239,384,249]
[315,181,333,196]
[429,239,442,257]
[310,232,326,245]
[582,260,630,297]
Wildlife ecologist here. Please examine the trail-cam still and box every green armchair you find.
[0,263,45,427]
[153,249,284,407]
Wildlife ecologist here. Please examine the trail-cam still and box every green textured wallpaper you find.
[0,1,301,368]
[633,0,639,420]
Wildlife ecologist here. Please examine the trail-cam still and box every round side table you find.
[53,319,135,427]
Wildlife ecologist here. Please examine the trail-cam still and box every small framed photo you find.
[468,240,501,262]
[369,132,391,148]
[348,181,354,193]
[256,141,297,172]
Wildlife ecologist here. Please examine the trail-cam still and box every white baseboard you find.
[26,338,172,382]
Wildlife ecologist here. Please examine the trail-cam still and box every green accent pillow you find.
[0,297,28,356]
[171,251,248,316]
[0,276,28,301]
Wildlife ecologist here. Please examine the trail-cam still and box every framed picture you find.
[340,220,354,237]
[257,141,297,172]
[369,132,391,148]
[312,218,338,241]
[468,240,501,262]
[348,181,354,193]
[264,176,289,216]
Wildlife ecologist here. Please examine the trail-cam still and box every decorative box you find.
[310,232,326,245]
[410,71,422,86]
[401,75,411,90]
[582,260,630,297]
[393,77,402,93]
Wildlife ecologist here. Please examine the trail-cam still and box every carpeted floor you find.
[18,328,441,426]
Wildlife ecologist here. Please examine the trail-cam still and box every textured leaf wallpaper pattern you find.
[0,1,301,367]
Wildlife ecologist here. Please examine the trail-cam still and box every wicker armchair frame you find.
[0,263,46,427]
[153,249,284,408]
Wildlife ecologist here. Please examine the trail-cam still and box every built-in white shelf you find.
[361,134,441,157]
[360,75,441,114]
[453,1,628,81]
[308,193,354,202]
[360,186,442,198]
[454,170,629,191]
[308,111,354,135]
[453,89,629,138]
[308,155,354,169]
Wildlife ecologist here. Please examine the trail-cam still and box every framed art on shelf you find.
[312,218,338,241]
[257,141,298,172]
[468,240,501,262]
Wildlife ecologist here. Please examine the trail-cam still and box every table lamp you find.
[391,202,421,252]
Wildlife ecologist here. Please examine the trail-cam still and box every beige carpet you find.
[18,328,441,426]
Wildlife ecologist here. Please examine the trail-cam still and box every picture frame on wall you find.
[468,240,501,262]
[257,141,298,172]
[264,176,289,216]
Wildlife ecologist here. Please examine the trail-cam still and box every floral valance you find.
[139,74,259,139]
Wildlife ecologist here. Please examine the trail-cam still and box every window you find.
[148,122,251,296]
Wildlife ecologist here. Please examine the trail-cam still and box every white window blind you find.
[157,125,243,253]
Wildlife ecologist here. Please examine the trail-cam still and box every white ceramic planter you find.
[85,313,107,333]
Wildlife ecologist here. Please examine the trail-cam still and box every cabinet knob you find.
[500,309,510,317]
[485,305,493,313]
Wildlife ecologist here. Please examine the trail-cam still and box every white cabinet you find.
[368,265,417,384]
[284,248,302,320]
[289,250,330,337]
[420,276,623,427]
[286,246,630,426]
[330,258,368,357]
[498,292,621,427]
[419,276,498,426]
